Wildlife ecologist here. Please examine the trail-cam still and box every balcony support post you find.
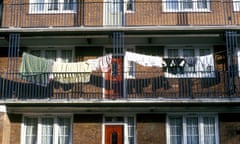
[225,31,238,96]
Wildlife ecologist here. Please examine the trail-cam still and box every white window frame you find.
[124,0,135,13]
[164,45,215,78]
[21,114,73,144]
[163,0,211,12]
[28,47,74,62]
[29,0,77,14]
[166,113,219,144]
[124,47,136,79]
[103,115,136,144]
[233,0,240,11]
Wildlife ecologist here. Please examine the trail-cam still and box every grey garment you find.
[184,57,197,67]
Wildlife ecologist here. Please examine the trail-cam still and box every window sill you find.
[28,11,76,14]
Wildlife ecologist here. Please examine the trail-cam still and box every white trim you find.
[233,0,240,11]
[162,0,211,12]
[29,0,77,14]
[21,114,73,144]
[102,114,136,144]
[0,105,6,112]
[166,113,219,144]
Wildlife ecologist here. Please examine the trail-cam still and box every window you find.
[164,0,210,12]
[233,0,240,11]
[164,46,215,78]
[29,48,73,62]
[167,114,219,144]
[183,49,195,73]
[22,116,72,144]
[127,117,136,144]
[125,0,135,12]
[30,0,76,13]
[124,47,136,78]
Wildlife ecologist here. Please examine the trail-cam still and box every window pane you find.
[32,0,45,12]
[182,0,193,9]
[64,0,74,10]
[186,117,199,144]
[127,117,135,144]
[48,0,59,10]
[183,49,195,72]
[25,117,38,144]
[168,49,179,57]
[199,49,211,56]
[203,117,216,144]
[58,117,71,144]
[169,117,182,144]
[166,0,178,10]
[41,118,54,144]
[45,50,57,61]
[30,50,41,57]
[61,50,72,62]
[126,0,135,11]
[197,0,208,9]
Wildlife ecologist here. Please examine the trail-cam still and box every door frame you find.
[102,115,136,144]
[105,124,124,144]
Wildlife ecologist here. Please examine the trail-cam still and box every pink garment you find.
[98,54,112,72]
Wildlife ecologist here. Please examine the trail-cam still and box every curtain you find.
[127,117,135,144]
[169,117,182,144]
[31,0,45,12]
[41,118,54,144]
[203,117,216,144]
[58,117,71,144]
[25,118,38,144]
[186,117,199,144]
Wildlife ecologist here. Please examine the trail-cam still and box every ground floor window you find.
[22,115,72,144]
[166,113,219,144]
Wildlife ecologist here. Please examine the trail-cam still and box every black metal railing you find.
[0,71,239,100]
[1,1,240,28]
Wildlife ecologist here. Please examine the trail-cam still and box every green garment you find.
[20,52,53,86]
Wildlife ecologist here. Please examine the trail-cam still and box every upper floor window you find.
[126,0,135,12]
[30,0,77,13]
[164,46,215,78]
[166,114,219,144]
[233,0,240,11]
[22,115,72,144]
[29,48,73,62]
[164,0,210,12]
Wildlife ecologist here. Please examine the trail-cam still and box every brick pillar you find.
[0,105,10,144]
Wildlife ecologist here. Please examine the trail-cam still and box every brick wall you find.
[136,114,166,144]
[219,113,240,144]
[73,114,102,144]
[8,114,22,144]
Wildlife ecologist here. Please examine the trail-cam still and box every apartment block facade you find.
[0,0,240,144]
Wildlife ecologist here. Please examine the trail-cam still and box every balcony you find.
[0,1,240,28]
[0,70,239,101]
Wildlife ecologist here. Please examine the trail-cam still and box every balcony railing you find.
[0,71,239,100]
[1,1,240,28]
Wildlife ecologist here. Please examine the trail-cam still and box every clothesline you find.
[19,51,216,86]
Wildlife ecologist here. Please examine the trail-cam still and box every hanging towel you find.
[125,51,163,67]
[20,52,53,86]
[98,54,112,72]
[52,61,92,83]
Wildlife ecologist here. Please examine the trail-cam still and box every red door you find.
[105,57,123,98]
[105,125,123,144]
